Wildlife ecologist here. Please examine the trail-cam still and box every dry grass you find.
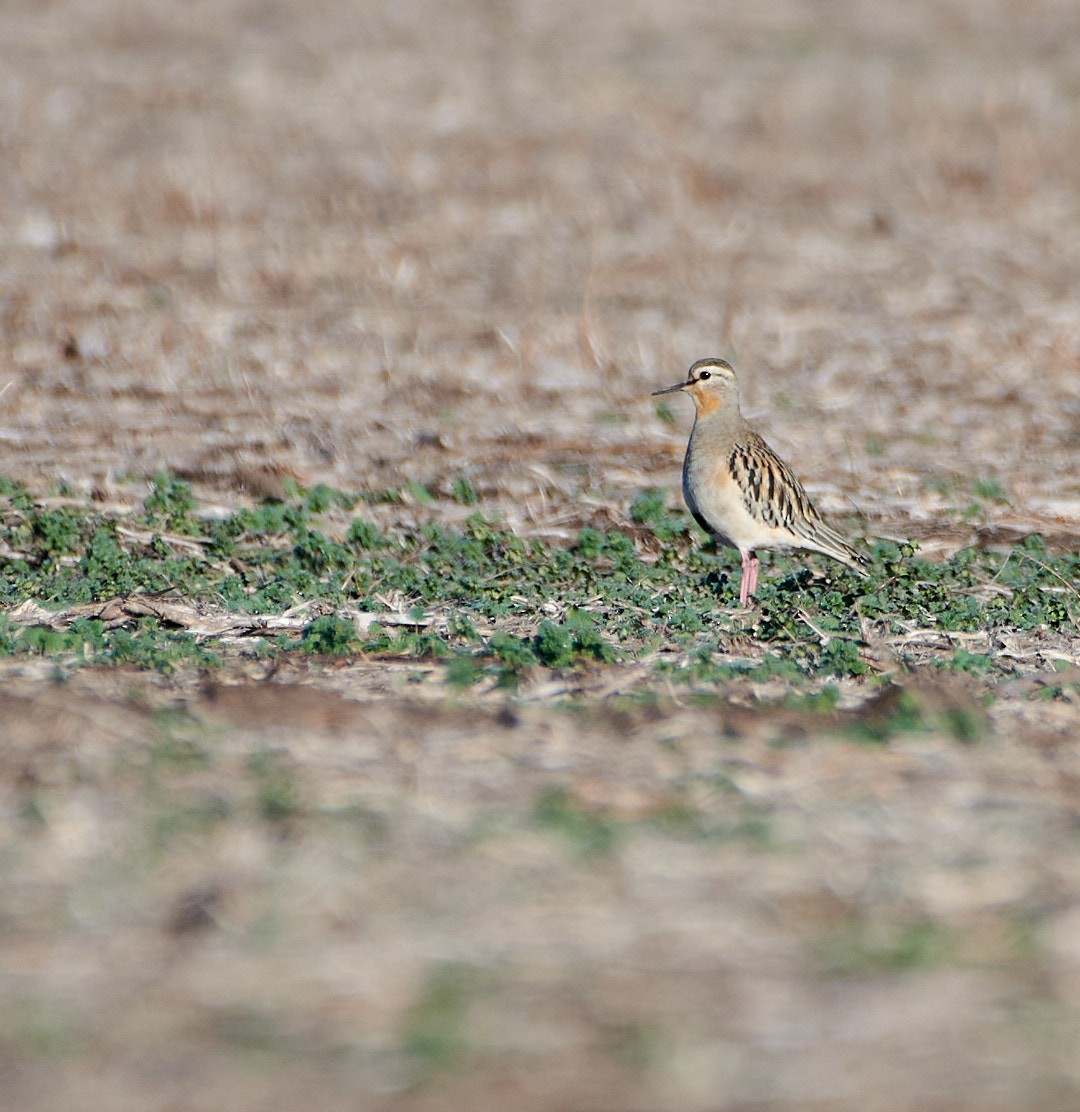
[3,0,1080,1108]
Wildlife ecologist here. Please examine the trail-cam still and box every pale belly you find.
[683,449,801,553]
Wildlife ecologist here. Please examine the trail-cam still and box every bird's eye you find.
[698,370,711,380]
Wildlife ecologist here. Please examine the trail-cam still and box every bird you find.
[653,357,867,607]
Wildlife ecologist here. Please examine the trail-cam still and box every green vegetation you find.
[4,1000,82,1059]
[401,963,485,1077]
[0,475,1076,707]
[249,750,304,827]
[603,1020,664,1073]
[533,785,619,858]
[815,918,956,978]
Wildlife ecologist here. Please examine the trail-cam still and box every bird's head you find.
[652,358,739,416]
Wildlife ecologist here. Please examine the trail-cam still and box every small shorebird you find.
[653,357,867,607]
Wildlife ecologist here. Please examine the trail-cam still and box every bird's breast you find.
[682,438,798,553]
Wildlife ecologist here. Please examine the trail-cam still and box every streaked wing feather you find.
[728,432,867,572]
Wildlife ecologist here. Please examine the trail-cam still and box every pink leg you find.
[739,550,760,606]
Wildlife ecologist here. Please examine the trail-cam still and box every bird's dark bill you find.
[651,381,687,396]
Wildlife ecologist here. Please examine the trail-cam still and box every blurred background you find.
[2,0,1080,530]
[2,1,1080,1109]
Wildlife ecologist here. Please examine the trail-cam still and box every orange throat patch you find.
[687,385,723,416]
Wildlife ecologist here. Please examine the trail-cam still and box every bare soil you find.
[3,1,1080,1108]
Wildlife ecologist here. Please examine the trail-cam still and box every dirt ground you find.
[3,0,1080,1108]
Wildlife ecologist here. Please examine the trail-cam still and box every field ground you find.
[3,1,1080,1108]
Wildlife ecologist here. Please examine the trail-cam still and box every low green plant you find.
[533,613,617,667]
[815,918,955,977]
[2,475,1078,701]
[302,615,358,654]
[533,785,618,858]
[629,489,689,541]
[401,963,483,1077]
[451,476,478,505]
[249,751,303,826]
[143,472,198,533]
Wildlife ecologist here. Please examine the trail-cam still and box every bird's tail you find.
[806,522,870,576]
